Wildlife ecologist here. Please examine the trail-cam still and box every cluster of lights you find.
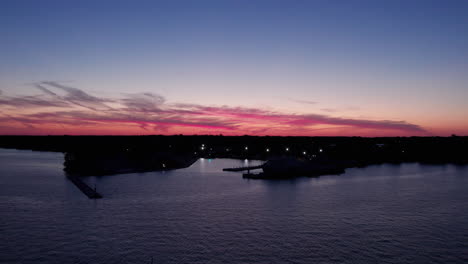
[195,144,325,156]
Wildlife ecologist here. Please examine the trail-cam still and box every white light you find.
[162,163,166,168]
[303,151,306,155]
[286,147,289,151]
[266,148,269,152]
[319,149,323,152]
[245,146,248,150]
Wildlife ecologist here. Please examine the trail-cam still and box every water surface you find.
[1,149,467,263]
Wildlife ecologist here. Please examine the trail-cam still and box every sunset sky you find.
[1,0,467,136]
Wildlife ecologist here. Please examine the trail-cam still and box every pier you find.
[67,175,102,199]
[223,164,264,172]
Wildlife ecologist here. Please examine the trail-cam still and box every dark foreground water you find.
[1,149,467,264]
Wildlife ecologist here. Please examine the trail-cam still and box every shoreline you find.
[1,135,467,178]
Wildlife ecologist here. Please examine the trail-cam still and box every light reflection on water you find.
[0,148,467,264]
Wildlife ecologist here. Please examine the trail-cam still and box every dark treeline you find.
[1,135,467,165]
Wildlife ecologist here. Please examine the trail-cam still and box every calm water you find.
[1,149,467,264]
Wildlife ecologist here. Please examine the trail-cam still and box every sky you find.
[1,0,467,136]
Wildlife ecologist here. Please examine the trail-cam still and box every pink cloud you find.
[0,81,429,136]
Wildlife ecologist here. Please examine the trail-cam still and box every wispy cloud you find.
[0,94,69,108]
[286,114,425,132]
[35,85,58,97]
[0,114,36,129]
[289,98,317,105]
[120,92,165,112]
[0,81,427,135]
[321,106,360,113]
[36,81,112,111]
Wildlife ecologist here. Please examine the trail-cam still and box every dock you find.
[67,175,102,199]
[223,164,264,172]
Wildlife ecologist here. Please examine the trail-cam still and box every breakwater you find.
[67,175,102,199]
[223,164,264,171]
